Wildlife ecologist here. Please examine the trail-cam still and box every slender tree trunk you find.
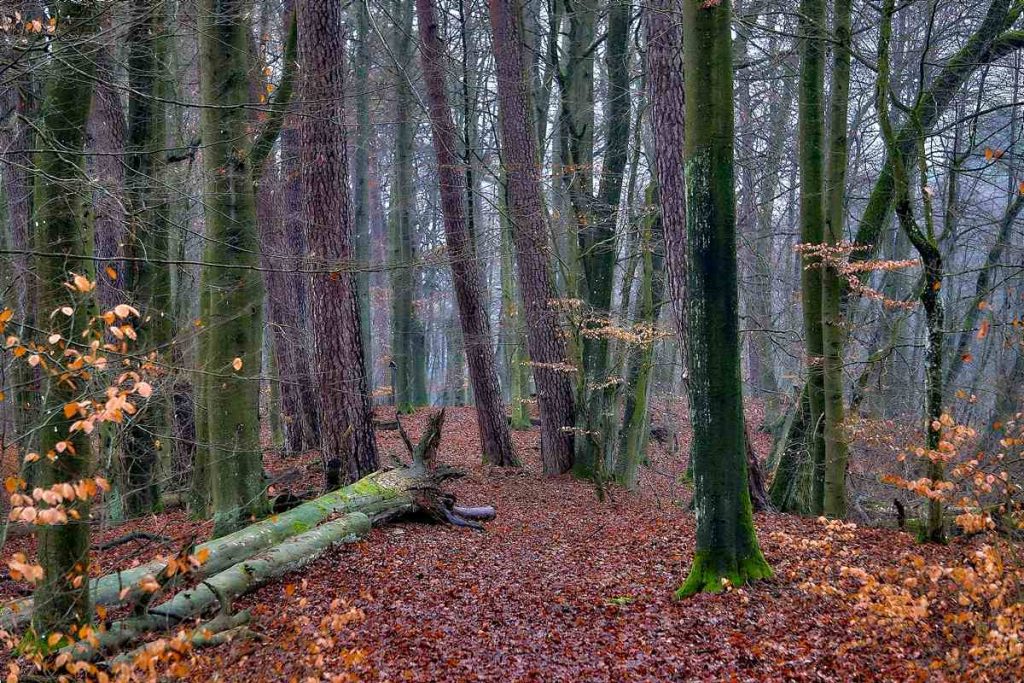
[0,16,37,442]
[676,0,771,597]
[616,183,666,489]
[298,0,380,482]
[122,0,175,516]
[198,0,268,537]
[797,0,827,515]
[389,0,428,413]
[820,0,853,518]
[488,0,577,473]
[354,0,375,391]
[877,0,946,543]
[30,0,98,635]
[416,0,519,466]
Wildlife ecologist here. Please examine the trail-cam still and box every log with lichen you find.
[4,409,492,656]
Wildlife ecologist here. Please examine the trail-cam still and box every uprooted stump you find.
[4,409,494,666]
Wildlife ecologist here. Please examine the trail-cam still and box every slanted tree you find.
[488,0,577,473]
[30,0,97,635]
[676,0,772,597]
[298,0,380,482]
[876,0,947,543]
[415,0,518,466]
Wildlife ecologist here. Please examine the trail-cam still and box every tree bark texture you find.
[298,0,380,483]
[488,0,577,474]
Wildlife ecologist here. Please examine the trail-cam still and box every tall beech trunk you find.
[298,0,380,482]
[122,0,174,516]
[676,0,771,597]
[389,0,428,413]
[30,0,98,635]
[821,0,853,518]
[488,0,577,474]
[416,0,518,466]
[797,0,826,515]
[198,0,268,536]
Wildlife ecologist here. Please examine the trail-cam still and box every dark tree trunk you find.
[488,0,577,474]
[415,0,519,466]
[298,0,380,482]
[676,0,771,597]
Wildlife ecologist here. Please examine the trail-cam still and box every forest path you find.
[183,407,937,682]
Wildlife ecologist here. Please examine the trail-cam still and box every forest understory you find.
[2,406,1005,682]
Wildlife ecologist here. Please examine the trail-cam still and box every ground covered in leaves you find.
[3,406,1014,681]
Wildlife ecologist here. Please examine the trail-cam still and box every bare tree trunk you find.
[298,0,380,481]
[488,0,577,473]
[416,0,519,466]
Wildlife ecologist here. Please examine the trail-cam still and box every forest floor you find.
[1,405,1011,681]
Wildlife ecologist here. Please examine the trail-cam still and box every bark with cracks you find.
[676,0,771,597]
[298,0,380,483]
[415,0,519,466]
[488,0,577,474]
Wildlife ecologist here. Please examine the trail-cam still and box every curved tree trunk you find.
[416,0,518,466]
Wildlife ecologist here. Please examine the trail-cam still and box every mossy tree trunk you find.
[821,0,853,518]
[122,0,174,517]
[354,0,375,391]
[416,0,519,466]
[676,0,771,597]
[498,184,532,431]
[389,0,428,414]
[488,0,577,473]
[198,0,268,537]
[30,0,98,636]
[298,0,381,482]
[797,0,826,516]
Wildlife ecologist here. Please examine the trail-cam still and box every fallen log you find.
[69,513,371,661]
[6,408,490,649]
